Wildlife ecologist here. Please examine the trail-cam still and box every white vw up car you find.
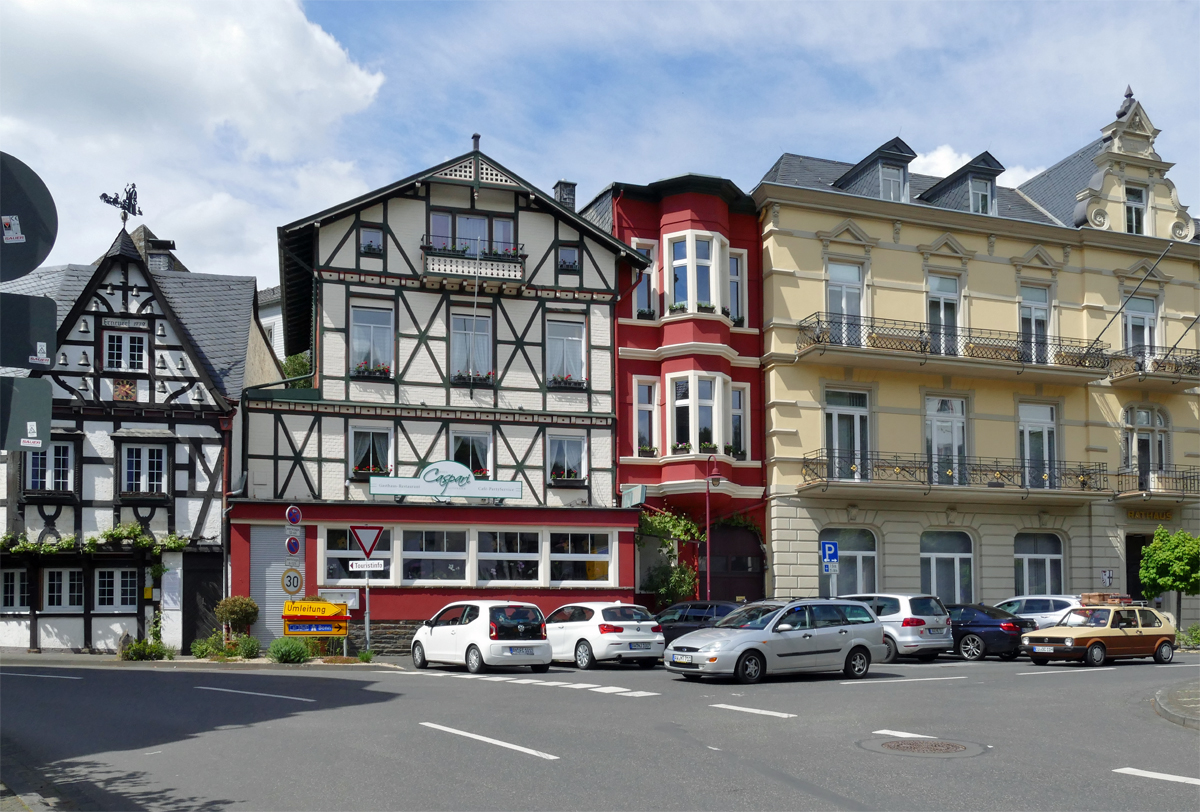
[410,600,552,673]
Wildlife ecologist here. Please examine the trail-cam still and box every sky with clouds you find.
[2,0,1196,288]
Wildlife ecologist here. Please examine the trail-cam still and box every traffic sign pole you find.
[365,573,371,652]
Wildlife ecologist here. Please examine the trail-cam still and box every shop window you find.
[1014,533,1063,595]
[478,531,540,582]
[44,568,84,610]
[95,569,138,610]
[26,442,73,492]
[920,531,972,603]
[326,528,393,582]
[818,528,877,597]
[2,570,29,611]
[550,533,610,583]
[123,445,166,494]
[400,529,465,582]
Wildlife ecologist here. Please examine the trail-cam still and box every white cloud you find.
[910,146,1045,188]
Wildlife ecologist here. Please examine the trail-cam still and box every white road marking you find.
[1156,664,1198,668]
[872,729,936,739]
[0,672,83,680]
[1113,767,1200,786]
[1016,667,1114,676]
[531,681,573,686]
[508,678,546,684]
[589,686,629,694]
[451,674,486,679]
[420,722,559,761]
[194,686,314,702]
[143,751,162,756]
[558,683,600,689]
[480,676,515,681]
[710,703,797,719]
[841,676,968,686]
[707,746,721,751]
[618,691,661,698]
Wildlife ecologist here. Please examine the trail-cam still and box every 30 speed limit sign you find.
[280,568,303,595]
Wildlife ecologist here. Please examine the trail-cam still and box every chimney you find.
[554,180,577,212]
[472,133,481,151]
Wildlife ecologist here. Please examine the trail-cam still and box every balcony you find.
[421,235,525,284]
[795,313,1111,383]
[1113,466,1200,505]
[796,449,1109,504]
[1108,345,1199,392]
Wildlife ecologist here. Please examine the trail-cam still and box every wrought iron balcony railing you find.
[1115,466,1200,496]
[421,235,526,281]
[1108,345,1200,379]
[796,313,1110,369]
[799,449,1109,492]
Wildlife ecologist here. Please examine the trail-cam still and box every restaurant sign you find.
[369,460,522,499]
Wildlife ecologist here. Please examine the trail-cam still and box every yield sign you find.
[350,525,384,558]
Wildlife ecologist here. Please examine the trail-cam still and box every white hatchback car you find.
[994,595,1082,629]
[545,602,665,669]
[410,600,552,674]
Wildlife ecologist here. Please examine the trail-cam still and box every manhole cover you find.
[882,740,967,754]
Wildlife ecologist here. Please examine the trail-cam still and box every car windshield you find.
[1060,608,1110,627]
[715,604,783,629]
[910,597,948,617]
[602,606,655,622]
[490,606,544,624]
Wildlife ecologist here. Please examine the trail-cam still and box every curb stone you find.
[1152,679,1200,731]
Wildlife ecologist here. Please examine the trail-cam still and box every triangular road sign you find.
[349,525,384,558]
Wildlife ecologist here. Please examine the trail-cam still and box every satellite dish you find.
[0,152,58,282]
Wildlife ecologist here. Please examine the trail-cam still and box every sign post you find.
[349,526,383,652]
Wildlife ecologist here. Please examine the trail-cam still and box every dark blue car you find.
[945,604,1038,661]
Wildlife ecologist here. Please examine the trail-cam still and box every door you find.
[765,605,817,672]
[709,526,766,602]
[1123,296,1156,365]
[926,397,966,485]
[450,605,480,662]
[807,604,852,667]
[546,606,574,657]
[1019,404,1056,489]
[249,525,290,643]
[825,391,869,481]
[1136,609,1165,656]
[827,264,862,346]
[1019,286,1049,364]
[1109,609,1140,657]
[427,604,466,661]
[181,551,223,651]
[928,276,959,356]
[1125,535,1149,602]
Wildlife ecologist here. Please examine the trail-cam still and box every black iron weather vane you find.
[99,183,142,226]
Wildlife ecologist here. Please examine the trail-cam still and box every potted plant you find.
[472,468,489,480]
[548,374,587,390]
[636,308,656,320]
[638,445,657,458]
[668,302,688,315]
[550,467,587,488]
[351,464,392,481]
[724,443,746,461]
[360,242,384,256]
[721,307,745,327]
[451,369,496,386]
[696,301,716,313]
[699,441,718,453]
[671,442,692,454]
[353,361,391,378]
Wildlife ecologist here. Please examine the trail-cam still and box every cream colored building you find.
[753,90,1199,626]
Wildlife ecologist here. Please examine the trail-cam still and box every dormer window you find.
[970,179,992,215]
[880,165,904,202]
[1125,187,1145,234]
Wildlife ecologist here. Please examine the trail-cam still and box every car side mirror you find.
[423,619,434,627]
[775,623,794,632]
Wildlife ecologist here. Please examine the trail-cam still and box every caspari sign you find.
[369,460,522,499]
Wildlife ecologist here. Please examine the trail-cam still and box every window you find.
[350,307,393,375]
[818,528,877,597]
[457,214,488,256]
[492,218,515,254]
[558,245,579,271]
[2,570,29,611]
[827,264,862,345]
[478,531,540,582]
[452,431,490,478]
[696,378,715,449]
[671,240,688,307]
[1125,187,1145,234]
[26,443,73,491]
[105,332,146,371]
[325,528,393,582]
[729,386,745,457]
[450,314,491,378]
[1138,609,1162,628]
[265,325,274,347]
[1123,406,1170,487]
[1018,403,1056,489]
[1122,296,1156,354]
[428,212,515,255]
[634,266,653,315]
[920,531,972,603]
[548,435,585,481]
[926,397,966,485]
[825,390,869,480]
[124,445,166,493]
[1019,285,1050,364]
[1014,533,1063,595]
[429,212,452,249]
[636,382,656,452]
[45,568,84,610]
[400,529,464,582]
[928,275,959,356]
[970,178,991,215]
[727,253,743,322]
[695,238,712,306]
[881,165,904,201]
[95,569,138,610]
[350,427,390,475]
[546,321,585,383]
[360,227,384,255]
[673,379,690,449]
[550,533,610,582]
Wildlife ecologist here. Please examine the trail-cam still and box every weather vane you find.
[99,183,143,227]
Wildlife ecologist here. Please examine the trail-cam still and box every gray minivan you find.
[840,593,951,663]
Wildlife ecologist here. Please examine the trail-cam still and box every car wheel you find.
[466,645,487,674]
[1153,641,1174,664]
[735,651,765,684]
[411,641,428,669]
[843,647,870,679]
[574,640,595,670]
[881,636,898,664]
[959,634,987,661]
[915,651,939,662]
[1030,657,1049,666]
[530,662,550,673]
[637,658,657,669]
[998,649,1019,661]
[1084,642,1106,667]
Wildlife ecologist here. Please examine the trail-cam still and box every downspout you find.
[220,411,233,600]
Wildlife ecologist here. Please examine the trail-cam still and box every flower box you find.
[724,444,746,461]
[548,376,588,391]
[352,365,392,379]
[697,302,716,314]
[668,303,688,315]
[637,447,658,458]
[558,261,580,272]
[351,467,391,481]
[480,249,524,262]
[671,443,692,454]
[636,309,656,320]
[472,469,489,480]
[699,443,718,453]
[360,243,385,256]
[550,474,588,489]
[451,372,496,387]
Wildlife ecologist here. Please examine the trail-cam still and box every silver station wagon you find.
[663,599,888,683]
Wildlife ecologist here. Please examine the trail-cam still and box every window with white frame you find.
[827,263,863,346]
[400,529,465,582]
[672,378,690,450]
[881,165,904,202]
[548,435,585,481]
[326,528,393,582]
[1125,187,1145,234]
[636,381,657,452]
[969,178,992,215]
[123,445,166,493]
[926,397,966,485]
[360,226,384,255]
[1014,533,1063,595]
[670,239,688,310]
[26,442,73,491]
[1123,406,1170,485]
[1122,296,1156,353]
[450,313,491,378]
[44,568,84,609]
[633,243,656,316]
[728,385,746,457]
[825,389,869,480]
[95,569,138,610]
[550,532,610,582]
[105,332,146,371]
[696,377,715,450]
[695,238,713,307]
[726,251,744,322]
[546,320,585,384]
[669,373,730,454]
[478,531,540,582]
[452,430,490,478]
[350,427,391,476]
[818,528,876,597]
[920,531,973,603]
[350,306,393,375]
[2,570,29,611]
[558,244,580,272]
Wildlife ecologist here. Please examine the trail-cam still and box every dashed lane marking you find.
[508,678,546,684]
[1016,667,1114,676]
[589,686,629,694]
[0,672,83,680]
[618,691,661,698]
[1113,767,1200,786]
[559,683,601,689]
[451,674,487,679]
[841,676,968,686]
[420,722,559,761]
[1156,664,1198,668]
[710,703,796,719]
[195,686,314,702]
[872,729,936,738]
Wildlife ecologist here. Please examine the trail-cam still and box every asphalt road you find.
[1,652,1198,811]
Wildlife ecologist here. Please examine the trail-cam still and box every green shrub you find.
[357,650,374,663]
[236,634,261,659]
[122,639,175,661]
[215,596,259,635]
[641,561,698,611]
[1179,623,1200,648]
[303,636,343,657]
[268,637,309,664]
[190,628,226,658]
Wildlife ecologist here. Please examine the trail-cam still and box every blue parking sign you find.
[821,541,839,563]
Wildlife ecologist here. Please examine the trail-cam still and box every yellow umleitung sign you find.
[1127,509,1172,521]
[284,600,347,618]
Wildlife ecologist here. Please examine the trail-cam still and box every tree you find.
[215,596,260,636]
[637,508,703,609]
[1138,526,1199,616]
[282,351,312,388]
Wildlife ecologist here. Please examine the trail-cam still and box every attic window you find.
[360,227,384,256]
[1125,187,1145,234]
[970,179,992,215]
[880,165,904,202]
[147,253,172,273]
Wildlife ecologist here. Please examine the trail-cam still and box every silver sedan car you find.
[663,599,888,683]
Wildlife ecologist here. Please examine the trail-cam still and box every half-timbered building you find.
[230,140,651,648]
[0,227,275,651]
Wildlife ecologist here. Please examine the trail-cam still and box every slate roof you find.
[257,284,281,307]
[0,263,97,327]
[1018,138,1105,228]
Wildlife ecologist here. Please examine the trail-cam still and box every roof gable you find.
[832,137,917,192]
[918,151,1005,207]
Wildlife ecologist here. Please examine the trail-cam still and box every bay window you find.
[726,253,743,323]
[697,378,715,450]
[695,239,712,307]
[672,379,690,450]
[636,381,657,453]
[728,386,746,457]
[671,240,688,309]
[124,445,166,494]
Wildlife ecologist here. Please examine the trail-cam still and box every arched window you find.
[920,531,972,603]
[1014,533,1063,595]
[817,528,876,597]
[1122,406,1170,486]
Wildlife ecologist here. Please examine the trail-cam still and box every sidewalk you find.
[0,649,408,672]
[1153,678,1200,730]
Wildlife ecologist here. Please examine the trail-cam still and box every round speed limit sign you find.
[280,568,303,595]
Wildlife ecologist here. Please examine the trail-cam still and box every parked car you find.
[1019,605,1177,666]
[945,603,1037,660]
[545,602,665,668]
[654,601,741,644]
[994,595,1082,629]
[663,599,887,684]
[410,600,551,673]
[840,593,951,662]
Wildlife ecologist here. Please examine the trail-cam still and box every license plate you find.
[509,647,534,655]
[630,642,651,650]
[927,628,944,635]
[672,654,692,664]
[1033,646,1054,653]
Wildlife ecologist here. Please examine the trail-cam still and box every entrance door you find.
[825,391,869,481]
[1125,535,1149,603]
[1019,403,1056,489]
[707,526,765,603]
[1020,286,1050,364]
[182,551,223,651]
[928,276,959,356]
[1123,296,1156,365]
[926,397,966,485]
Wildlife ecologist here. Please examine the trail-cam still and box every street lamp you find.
[704,455,723,601]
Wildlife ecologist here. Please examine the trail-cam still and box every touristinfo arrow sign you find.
[368,460,522,499]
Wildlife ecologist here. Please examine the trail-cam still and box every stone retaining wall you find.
[347,620,421,656]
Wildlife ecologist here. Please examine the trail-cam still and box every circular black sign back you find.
[1,152,58,282]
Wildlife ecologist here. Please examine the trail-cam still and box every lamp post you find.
[705,455,722,601]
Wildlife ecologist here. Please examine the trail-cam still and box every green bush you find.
[1179,623,1200,648]
[303,636,344,657]
[268,637,309,663]
[122,639,175,661]
[190,628,226,658]
[215,596,259,635]
[357,650,374,663]
[236,634,261,659]
[641,561,698,611]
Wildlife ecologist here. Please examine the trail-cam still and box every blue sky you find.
[2,0,1196,286]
